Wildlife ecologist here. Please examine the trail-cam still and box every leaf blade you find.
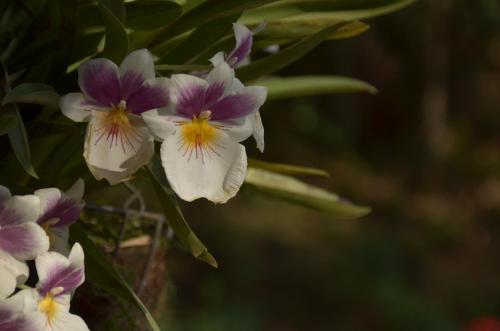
[248,159,330,177]
[245,167,371,220]
[2,83,60,108]
[126,0,182,31]
[146,158,218,268]
[258,75,377,101]
[0,113,17,136]
[236,22,348,82]
[99,0,129,63]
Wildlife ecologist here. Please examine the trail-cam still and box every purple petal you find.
[228,24,253,67]
[120,71,145,102]
[38,263,84,297]
[0,307,32,331]
[0,224,44,257]
[0,205,21,227]
[78,59,121,108]
[175,84,207,118]
[210,93,258,121]
[126,79,170,114]
[37,199,81,228]
[204,83,225,108]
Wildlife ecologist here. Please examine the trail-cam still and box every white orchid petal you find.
[35,251,70,285]
[160,129,247,203]
[251,111,265,152]
[83,113,154,185]
[141,110,178,140]
[4,288,39,314]
[3,195,40,224]
[47,227,70,256]
[65,179,85,201]
[0,251,29,298]
[68,243,84,270]
[119,49,155,81]
[26,309,90,331]
[34,188,62,216]
[1,222,50,261]
[0,186,11,202]
[209,51,226,67]
[1,249,29,282]
[206,62,234,96]
[0,267,17,298]
[60,93,93,123]
[222,118,253,143]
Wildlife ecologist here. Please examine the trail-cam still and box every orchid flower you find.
[0,187,49,298]
[210,23,265,152]
[11,243,89,331]
[143,62,267,203]
[60,49,170,185]
[35,179,85,255]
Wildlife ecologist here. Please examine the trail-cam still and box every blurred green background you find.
[152,1,500,330]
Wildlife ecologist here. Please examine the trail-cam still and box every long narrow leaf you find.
[0,63,38,178]
[245,168,371,220]
[2,83,60,108]
[126,0,182,31]
[259,75,377,101]
[249,159,330,177]
[157,14,239,64]
[146,158,218,268]
[6,105,38,178]
[241,0,416,23]
[149,0,282,47]
[0,113,17,136]
[236,22,347,82]
[253,18,369,46]
[99,0,129,63]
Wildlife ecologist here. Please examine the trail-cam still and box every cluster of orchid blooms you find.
[61,23,266,203]
[0,179,89,331]
[0,23,264,330]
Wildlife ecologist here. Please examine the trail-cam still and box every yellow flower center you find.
[41,218,59,233]
[179,111,220,160]
[92,99,145,152]
[107,100,131,128]
[38,294,59,322]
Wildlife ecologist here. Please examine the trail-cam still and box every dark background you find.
[157,1,500,330]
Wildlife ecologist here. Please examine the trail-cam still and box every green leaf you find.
[292,0,417,20]
[2,83,60,108]
[149,0,282,47]
[241,0,416,23]
[146,158,218,268]
[101,0,125,22]
[126,0,182,30]
[245,168,371,220]
[99,0,129,63]
[0,113,17,136]
[249,159,330,177]
[258,75,377,101]
[5,105,39,179]
[157,13,239,64]
[0,63,38,178]
[236,22,347,82]
[70,225,161,331]
[253,18,369,47]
